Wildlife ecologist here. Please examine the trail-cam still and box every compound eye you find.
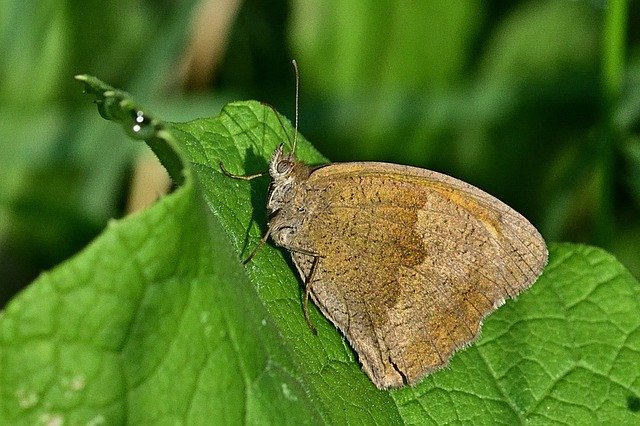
[276,159,292,175]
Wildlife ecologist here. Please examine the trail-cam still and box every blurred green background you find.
[1,0,639,307]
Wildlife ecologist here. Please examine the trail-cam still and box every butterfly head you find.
[267,144,310,214]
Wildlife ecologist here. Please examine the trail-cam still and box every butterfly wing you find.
[284,162,547,389]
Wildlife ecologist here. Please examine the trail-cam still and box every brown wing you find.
[287,162,547,389]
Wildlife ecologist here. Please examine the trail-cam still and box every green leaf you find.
[1,78,639,424]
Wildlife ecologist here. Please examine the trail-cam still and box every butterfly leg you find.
[219,161,264,180]
[303,255,321,336]
[241,227,273,264]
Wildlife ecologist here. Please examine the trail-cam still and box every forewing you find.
[288,162,547,389]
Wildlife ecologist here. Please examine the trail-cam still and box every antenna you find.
[291,59,299,153]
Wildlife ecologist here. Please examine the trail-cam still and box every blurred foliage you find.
[1,0,639,308]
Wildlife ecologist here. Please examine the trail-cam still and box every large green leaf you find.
[1,78,638,424]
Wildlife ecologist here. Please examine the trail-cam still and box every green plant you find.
[1,77,638,424]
